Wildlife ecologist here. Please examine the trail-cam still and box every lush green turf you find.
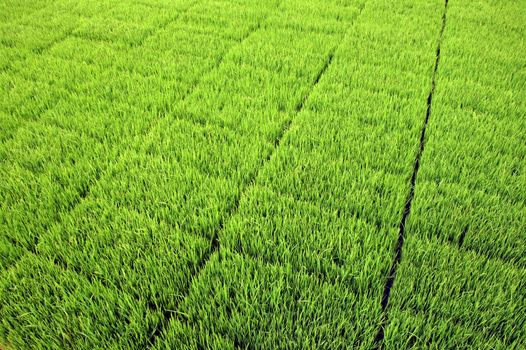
[1,0,525,349]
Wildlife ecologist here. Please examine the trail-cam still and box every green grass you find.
[1,0,525,349]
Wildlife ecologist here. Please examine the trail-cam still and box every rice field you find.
[1,0,525,349]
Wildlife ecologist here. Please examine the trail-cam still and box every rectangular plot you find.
[72,18,151,46]
[303,91,424,174]
[40,95,156,143]
[11,55,108,94]
[12,55,191,115]
[94,71,193,114]
[0,122,114,264]
[175,0,276,40]
[181,62,311,123]
[124,48,215,85]
[0,72,65,119]
[225,28,337,78]
[0,46,27,71]
[70,1,184,46]
[37,199,210,310]
[440,47,524,92]
[37,0,117,19]
[0,254,161,350]
[154,252,382,349]
[0,110,21,142]
[418,105,525,202]
[266,0,361,34]
[47,36,129,68]
[0,235,24,271]
[407,180,526,266]
[0,23,68,52]
[140,118,273,185]
[222,185,397,288]
[146,27,237,60]
[65,149,238,237]
[12,0,116,34]
[326,61,431,100]
[333,1,441,73]
[384,237,526,348]
[433,76,522,121]
[257,140,410,228]
[45,36,215,89]
[0,0,49,23]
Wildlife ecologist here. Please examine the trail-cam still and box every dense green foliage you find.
[1,0,525,349]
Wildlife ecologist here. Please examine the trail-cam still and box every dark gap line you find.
[146,43,338,349]
[297,52,334,113]
[458,225,469,248]
[372,0,449,348]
